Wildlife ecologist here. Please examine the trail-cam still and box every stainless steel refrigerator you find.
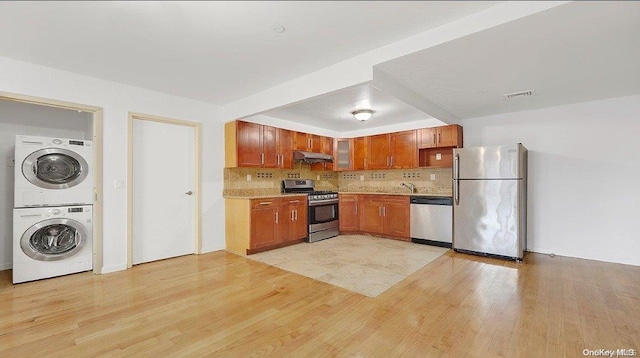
[452,143,527,261]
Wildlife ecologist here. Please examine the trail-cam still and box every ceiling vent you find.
[503,89,536,100]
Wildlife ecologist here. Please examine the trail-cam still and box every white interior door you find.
[132,119,195,265]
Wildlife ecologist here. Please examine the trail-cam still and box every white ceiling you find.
[0,1,499,105]
[256,1,640,130]
[1,2,638,132]
[374,1,640,120]
[261,84,441,132]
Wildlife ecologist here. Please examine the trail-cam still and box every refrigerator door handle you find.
[453,153,459,180]
[454,153,460,205]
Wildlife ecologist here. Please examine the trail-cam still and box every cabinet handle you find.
[355,205,358,215]
[289,200,299,203]
[364,158,367,169]
[275,212,279,224]
[433,133,436,144]
[379,207,382,217]
[261,153,265,165]
[390,156,394,167]
[438,133,441,144]
[291,210,294,221]
[259,201,272,205]
[294,209,298,221]
[383,206,386,217]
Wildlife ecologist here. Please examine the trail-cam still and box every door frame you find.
[127,112,202,268]
[0,91,104,275]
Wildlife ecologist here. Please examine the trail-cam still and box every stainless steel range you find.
[282,179,339,243]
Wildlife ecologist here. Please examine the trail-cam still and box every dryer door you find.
[22,148,89,189]
[21,218,88,261]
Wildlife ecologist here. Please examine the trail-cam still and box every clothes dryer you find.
[14,135,93,207]
[13,205,93,283]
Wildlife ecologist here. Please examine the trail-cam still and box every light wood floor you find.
[1,250,638,357]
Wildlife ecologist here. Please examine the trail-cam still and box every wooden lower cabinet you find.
[339,194,410,241]
[282,198,308,242]
[225,196,308,255]
[359,196,385,235]
[250,200,280,249]
[338,194,359,232]
[381,197,410,238]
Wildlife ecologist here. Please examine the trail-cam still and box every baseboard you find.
[527,246,640,267]
[201,245,225,254]
[0,262,12,271]
[101,264,127,274]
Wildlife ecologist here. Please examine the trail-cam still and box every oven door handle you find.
[308,199,339,206]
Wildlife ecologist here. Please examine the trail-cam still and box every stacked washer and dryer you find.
[13,135,94,284]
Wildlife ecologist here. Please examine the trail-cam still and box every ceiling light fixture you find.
[352,109,375,122]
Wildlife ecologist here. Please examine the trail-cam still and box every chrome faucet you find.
[401,182,415,193]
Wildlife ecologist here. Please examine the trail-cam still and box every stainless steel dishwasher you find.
[410,196,453,248]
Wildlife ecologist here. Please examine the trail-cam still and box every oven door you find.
[308,199,339,225]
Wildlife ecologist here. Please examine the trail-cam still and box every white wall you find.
[0,56,224,273]
[461,94,640,266]
[0,99,93,270]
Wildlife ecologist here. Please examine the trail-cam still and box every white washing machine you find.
[14,135,94,208]
[13,205,93,284]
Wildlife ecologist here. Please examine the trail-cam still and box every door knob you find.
[185,191,193,195]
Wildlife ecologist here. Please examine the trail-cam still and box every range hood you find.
[293,150,334,164]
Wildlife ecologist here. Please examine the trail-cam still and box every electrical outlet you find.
[360,175,364,181]
[430,174,436,181]
[316,175,320,180]
[246,174,252,181]
[436,153,442,161]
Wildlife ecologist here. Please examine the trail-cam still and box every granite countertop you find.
[224,192,452,199]
[338,192,452,198]
[224,193,308,200]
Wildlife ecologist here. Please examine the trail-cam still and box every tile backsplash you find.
[224,164,452,197]
[338,167,452,196]
[224,163,338,197]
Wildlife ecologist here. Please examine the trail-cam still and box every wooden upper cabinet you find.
[277,128,293,169]
[226,120,462,170]
[437,124,462,147]
[262,125,279,168]
[311,136,334,171]
[353,137,367,170]
[418,127,437,149]
[367,131,416,169]
[367,134,391,170]
[334,138,353,171]
[236,121,264,167]
[310,134,322,153]
[234,121,282,168]
[390,130,417,169]
[319,136,333,155]
[418,125,462,149]
[293,131,309,151]
[294,132,325,153]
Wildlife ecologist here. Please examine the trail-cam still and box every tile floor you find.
[249,235,449,297]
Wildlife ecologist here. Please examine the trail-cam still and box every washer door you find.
[21,218,88,261]
[22,148,89,189]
